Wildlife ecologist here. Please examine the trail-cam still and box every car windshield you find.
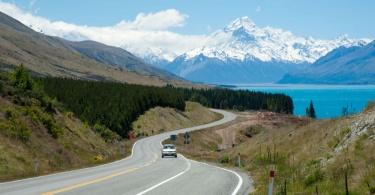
[163,145,175,149]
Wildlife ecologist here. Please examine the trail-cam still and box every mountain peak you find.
[224,16,256,32]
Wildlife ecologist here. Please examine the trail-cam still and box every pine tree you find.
[11,63,34,91]
[306,100,316,119]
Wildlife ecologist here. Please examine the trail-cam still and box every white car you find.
[161,144,177,158]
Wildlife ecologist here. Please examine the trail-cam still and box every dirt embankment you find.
[216,110,307,150]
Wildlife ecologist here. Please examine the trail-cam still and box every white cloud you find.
[115,9,189,31]
[0,1,208,60]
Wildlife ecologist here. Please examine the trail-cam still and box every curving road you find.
[0,109,253,195]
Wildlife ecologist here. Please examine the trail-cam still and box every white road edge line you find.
[136,111,242,195]
[135,172,184,195]
[191,160,243,195]
[0,140,139,185]
[135,142,191,195]
[2,109,241,194]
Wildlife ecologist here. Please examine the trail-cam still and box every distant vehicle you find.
[161,144,177,158]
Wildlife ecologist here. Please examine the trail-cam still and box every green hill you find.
[0,67,219,181]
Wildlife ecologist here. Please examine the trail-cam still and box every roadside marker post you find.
[118,140,123,155]
[238,153,241,168]
[268,165,275,195]
[184,133,190,151]
[34,158,38,173]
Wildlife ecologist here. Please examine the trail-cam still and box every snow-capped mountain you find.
[279,40,375,84]
[122,46,177,68]
[162,16,370,84]
[193,16,369,63]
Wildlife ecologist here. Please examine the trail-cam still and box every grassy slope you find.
[0,97,220,181]
[172,105,375,194]
[0,96,122,181]
[132,101,223,137]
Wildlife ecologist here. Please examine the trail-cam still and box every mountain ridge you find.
[0,11,202,88]
[64,39,182,80]
[141,16,369,66]
[160,17,370,84]
[278,40,375,84]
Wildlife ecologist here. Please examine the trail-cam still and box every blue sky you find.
[0,0,374,60]
[2,0,374,39]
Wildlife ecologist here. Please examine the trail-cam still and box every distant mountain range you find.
[0,12,202,87]
[279,40,375,84]
[65,40,181,80]
[39,15,371,84]
[3,10,374,85]
[160,17,370,84]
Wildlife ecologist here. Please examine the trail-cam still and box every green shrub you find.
[220,156,230,163]
[16,122,31,142]
[342,126,351,135]
[93,123,120,141]
[304,168,324,187]
[41,115,62,139]
[0,118,31,142]
[5,108,14,119]
[66,111,74,118]
[11,64,35,92]
[62,142,71,149]
[93,156,103,162]
[24,106,41,123]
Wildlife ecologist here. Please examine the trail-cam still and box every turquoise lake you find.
[235,85,375,119]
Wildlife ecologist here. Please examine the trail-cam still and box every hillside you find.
[170,103,375,194]
[279,40,375,84]
[0,69,220,181]
[132,102,223,137]
[64,40,182,80]
[0,11,204,88]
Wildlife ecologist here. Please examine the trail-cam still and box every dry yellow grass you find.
[0,96,123,181]
[173,105,375,194]
[132,101,223,137]
[0,99,221,182]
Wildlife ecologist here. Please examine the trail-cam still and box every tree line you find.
[39,79,294,139]
[178,87,294,114]
[2,64,294,140]
[39,78,185,138]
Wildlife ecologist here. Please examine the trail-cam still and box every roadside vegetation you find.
[4,63,344,192]
[0,65,221,181]
[38,76,293,139]
[172,104,375,194]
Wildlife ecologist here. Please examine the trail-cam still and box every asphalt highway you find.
[0,109,253,195]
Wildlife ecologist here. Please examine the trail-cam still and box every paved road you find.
[0,109,253,195]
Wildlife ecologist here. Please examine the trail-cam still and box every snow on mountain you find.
[181,16,369,64]
[162,16,371,84]
[122,46,177,68]
[141,16,370,69]
[279,40,375,84]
